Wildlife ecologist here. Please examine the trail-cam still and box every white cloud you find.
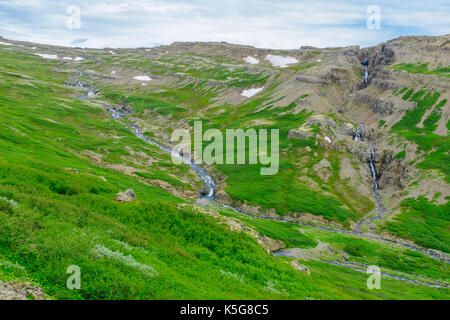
[0,0,448,49]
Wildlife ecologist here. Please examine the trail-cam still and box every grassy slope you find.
[385,88,449,253]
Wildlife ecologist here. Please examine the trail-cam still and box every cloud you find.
[0,0,448,49]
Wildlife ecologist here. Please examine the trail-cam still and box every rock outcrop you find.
[287,261,311,275]
[115,189,136,202]
[0,281,47,300]
[351,92,394,114]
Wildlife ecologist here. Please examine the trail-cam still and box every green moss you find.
[392,63,450,78]
[385,197,450,253]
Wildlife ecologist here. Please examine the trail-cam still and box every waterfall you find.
[364,68,369,86]
[369,145,379,190]
[353,125,379,190]
[353,129,362,141]
[361,58,369,87]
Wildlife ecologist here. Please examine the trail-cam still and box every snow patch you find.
[324,136,331,143]
[62,57,73,60]
[35,53,58,59]
[0,41,12,46]
[74,57,84,61]
[241,87,264,98]
[266,54,298,68]
[244,56,259,64]
[133,75,152,81]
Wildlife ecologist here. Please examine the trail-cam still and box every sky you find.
[0,0,448,49]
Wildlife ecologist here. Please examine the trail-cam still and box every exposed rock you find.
[319,67,353,90]
[258,235,286,252]
[287,128,314,139]
[287,261,311,275]
[342,140,372,161]
[125,189,136,198]
[337,123,356,136]
[115,189,136,202]
[200,184,211,196]
[295,75,327,85]
[0,281,47,300]
[351,93,394,114]
[378,159,411,189]
[359,44,395,71]
[313,159,333,182]
[306,115,337,129]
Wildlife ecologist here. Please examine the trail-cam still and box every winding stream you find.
[67,67,449,278]
[101,105,449,266]
[107,107,216,197]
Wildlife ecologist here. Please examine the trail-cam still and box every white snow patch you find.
[111,70,116,75]
[35,53,58,59]
[74,57,84,61]
[324,136,331,143]
[0,41,12,46]
[244,56,259,64]
[133,75,152,81]
[31,47,36,50]
[266,54,298,68]
[241,87,264,98]
[109,50,116,55]
[62,57,73,60]
[317,59,322,62]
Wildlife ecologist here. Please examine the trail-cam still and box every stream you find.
[67,66,450,289]
[68,70,449,270]
[100,105,449,265]
[107,107,216,197]
[324,261,449,288]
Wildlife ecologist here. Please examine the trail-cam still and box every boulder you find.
[115,189,136,202]
[258,235,286,252]
[200,184,212,196]
[287,129,314,139]
[288,261,311,275]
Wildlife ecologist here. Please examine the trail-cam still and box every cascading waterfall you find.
[361,58,369,86]
[369,144,379,190]
[352,125,379,191]
[353,128,362,141]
